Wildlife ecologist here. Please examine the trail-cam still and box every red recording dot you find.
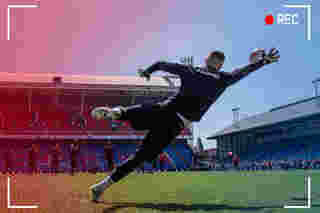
[265,14,274,25]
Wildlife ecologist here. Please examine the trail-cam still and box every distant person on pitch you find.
[89,48,280,202]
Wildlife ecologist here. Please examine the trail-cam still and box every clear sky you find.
[0,0,319,149]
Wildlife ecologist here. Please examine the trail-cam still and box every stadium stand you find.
[208,96,320,167]
[0,72,193,172]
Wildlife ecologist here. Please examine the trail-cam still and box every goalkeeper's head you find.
[205,50,225,72]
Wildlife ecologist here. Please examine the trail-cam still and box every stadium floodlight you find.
[312,78,320,97]
[232,107,240,123]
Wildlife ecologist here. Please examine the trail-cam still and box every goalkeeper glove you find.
[263,48,280,65]
[250,48,280,65]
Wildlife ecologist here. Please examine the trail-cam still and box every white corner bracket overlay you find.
[283,176,311,209]
[7,4,40,41]
[7,177,38,209]
[283,4,312,41]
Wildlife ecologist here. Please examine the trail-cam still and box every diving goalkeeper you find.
[89,48,280,202]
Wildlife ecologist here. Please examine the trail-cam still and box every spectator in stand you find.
[159,152,167,172]
[251,161,256,171]
[262,161,267,170]
[232,154,240,170]
[298,159,303,169]
[221,161,225,170]
[302,160,307,170]
[157,152,177,172]
[4,143,15,175]
[29,143,39,175]
[30,112,42,128]
[314,159,320,169]
[71,112,87,129]
[104,142,114,172]
[285,160,290,170]
[70,143,80,175]
[50,143,62,175]
[305,160,312,170]
[279,160,284,170]
[268,161,273,170]
[266,161,269,170]
[210,155,216,170]
[247,161,251,171]
[81,156,88,173]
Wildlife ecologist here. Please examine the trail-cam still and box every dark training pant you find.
[111,104,184,182]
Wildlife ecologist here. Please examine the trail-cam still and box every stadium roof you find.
[207,96,320,139]
[0,72,176,87]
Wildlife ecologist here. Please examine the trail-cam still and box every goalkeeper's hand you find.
[262,48,280,65]
[138,68,151,81]
[250,48,280,65]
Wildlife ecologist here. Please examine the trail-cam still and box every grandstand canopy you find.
[207,96,320,139]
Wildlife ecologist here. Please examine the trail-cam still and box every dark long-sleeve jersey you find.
[144,61,265,122]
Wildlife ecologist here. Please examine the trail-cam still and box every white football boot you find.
[91,106,125,121]
[89,185,104,203]
[89,176,115,203]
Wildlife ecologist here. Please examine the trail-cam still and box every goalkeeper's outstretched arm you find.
[225,48,280,86]
[139,61,191,80]
[225,60,265,86]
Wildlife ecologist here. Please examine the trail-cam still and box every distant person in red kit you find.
[232,154,240,170]
[268,161,273,170]
[29,143,39,175]
[159,152,167,172]
[158,152,177,172]
[4,143,15,175]
[50,143,62,175]
[70,143,80,175]
[104,142,114,172]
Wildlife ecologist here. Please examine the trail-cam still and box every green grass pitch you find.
[0,170,319,213]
